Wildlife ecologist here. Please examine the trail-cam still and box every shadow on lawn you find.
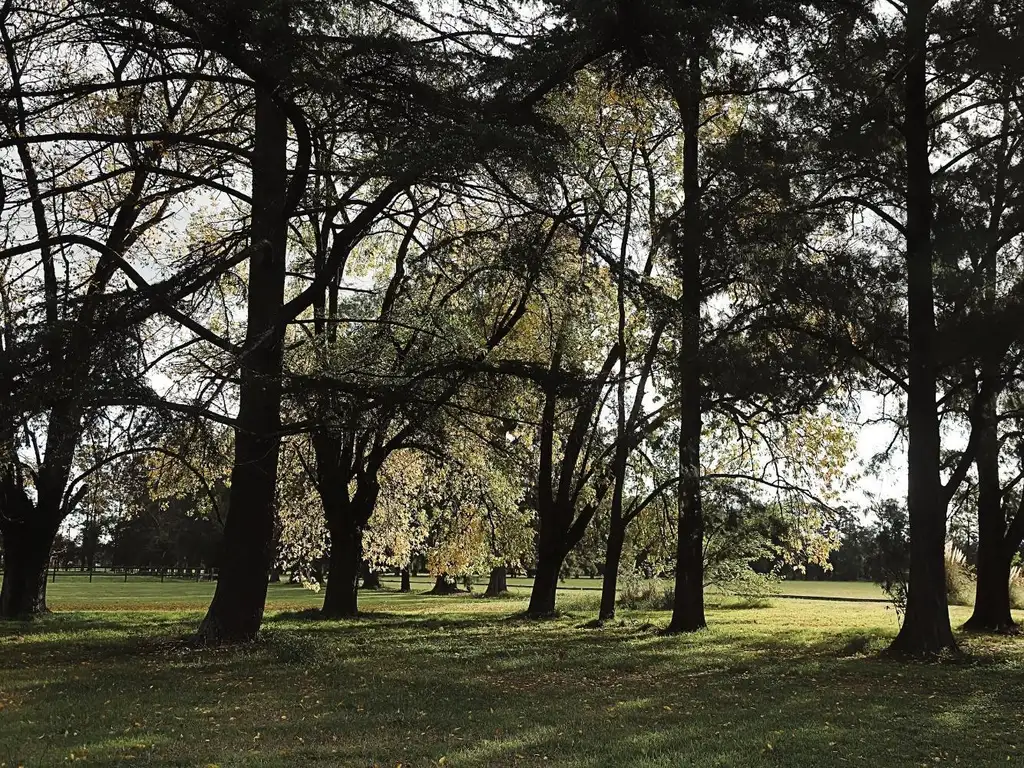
[2,608,1023,767]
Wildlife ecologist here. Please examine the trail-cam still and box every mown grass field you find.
[2,580,1023,767]
[32,574,887,611]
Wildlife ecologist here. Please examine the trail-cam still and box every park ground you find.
[1,579,1023,767]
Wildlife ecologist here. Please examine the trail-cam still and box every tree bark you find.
[361,566,381,590]
[965,110,1015,634]
[889,0,957,655]
[400,567,411,592]
[428,574,462,595]
[0,516,57,619]
[667,49,706,635]
[319,479,378,617]
[601,165,631,625]
[964,378,1017,632]
[484,565,508,597]
[599,523,625,621]
[966,547,1015,633]
[195,87,288,645]
[527,540,562,616]
[322,519,361,618]
[0,476,62,619]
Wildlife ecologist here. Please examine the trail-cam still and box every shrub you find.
[944,543,975,607]
[617,569,673,611]
[867,501,910,619]
[557,591,602,614]
[1010,566,1024,611]
[709,566,779,599]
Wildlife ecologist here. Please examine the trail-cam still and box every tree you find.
[790,0,1024,652]
[0,1,243,617]
[525,285,621,617]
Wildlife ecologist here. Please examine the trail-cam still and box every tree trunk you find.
[889,0,957,656]
[668,502,706,632]
[0,516,56,619]
[599,523,625,621]
[361,566,381,590]
[484,566,509,597]
[400,567,411,592]
[965,112,1014,634]
[526,543,562,617]
[966,547,1015,633]
[428,574,461,595]
[964,379,1016,632]
[196,87,288,645]
[601,177,630,625]
[667,49,706,635]
[322,520,362,618]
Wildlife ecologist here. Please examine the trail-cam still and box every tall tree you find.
[0,1,243,617]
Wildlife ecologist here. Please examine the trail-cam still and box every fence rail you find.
[14,566,222,583]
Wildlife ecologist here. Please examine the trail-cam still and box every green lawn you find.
[773,580,886,600]
[2,584,1023,766]
[37,575,888,611]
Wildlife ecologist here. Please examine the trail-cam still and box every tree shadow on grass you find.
[3,608,1024,767]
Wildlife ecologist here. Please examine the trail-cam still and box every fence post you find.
[124,569,128,583]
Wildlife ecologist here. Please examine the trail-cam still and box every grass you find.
[36,576,889,611]
[2,583,1023,766]
[773,580,886,600]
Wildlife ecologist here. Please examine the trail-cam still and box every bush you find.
[1010,567,1024,611]
[945,543,975,607]
[708,567,779,599]
[557,591,602,614]
[617,569,673,611]
[945,563,975,606]
[868,501,910,619]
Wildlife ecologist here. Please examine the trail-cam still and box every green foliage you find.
[867,501,911,620]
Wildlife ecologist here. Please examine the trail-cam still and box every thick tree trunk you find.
[0,477,62,619]
[965,123,1014,634]
[667,50,706,635]
[400,567,411,592]
[889,0,956,656]
[484,566,508,597]
[668,504,706,632]
[196,88,288,645]
[322,520,362,618]
[599,524,625,621]
[0,518,56,619]
[965,384,1016,632]
[526,541,562,617]
[966,548,1015,633]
